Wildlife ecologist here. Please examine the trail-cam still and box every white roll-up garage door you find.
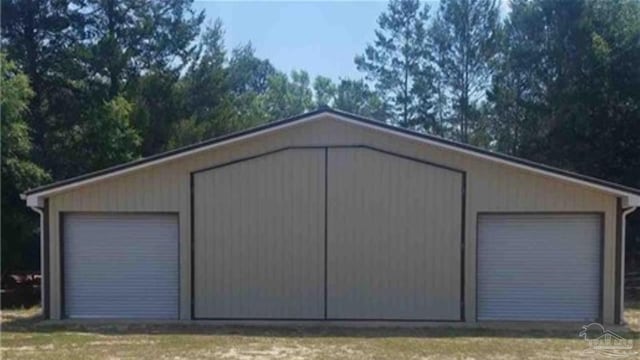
[477,213,601,321]
[63,213,179,319]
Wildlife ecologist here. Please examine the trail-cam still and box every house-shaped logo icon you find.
[579,323,635,358]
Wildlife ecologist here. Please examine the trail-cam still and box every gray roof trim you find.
[23,107,640,199]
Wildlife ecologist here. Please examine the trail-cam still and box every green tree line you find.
[2,0,640,274]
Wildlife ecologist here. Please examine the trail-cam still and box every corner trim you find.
[615,198,622,324]
[43,199,50,319]
[190,174,195,320]
[59,212,65,318]
[323,148,328,319]
[460,174,467,322]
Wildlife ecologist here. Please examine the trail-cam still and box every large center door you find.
[326,148,463,320]
[193,149,326,319]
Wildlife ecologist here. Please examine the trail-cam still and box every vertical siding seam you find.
[461,173,467,321]
[43,199,50,319]
[614,198,622,324]
[59,212,65,319]
[600,212,606,324]
[176,214,181,319]
[190,174,195,319]
[324,147,328,319]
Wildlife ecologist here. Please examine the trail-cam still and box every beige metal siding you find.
[326,148,462,320]
[46,116,619,323]
[193,149,325,318]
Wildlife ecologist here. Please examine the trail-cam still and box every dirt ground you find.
[1,304,639,359]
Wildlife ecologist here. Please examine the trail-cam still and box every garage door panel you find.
[193,148,325,319]
[326,148,463,320]
[63,213,179,319]
[478,214,601,321]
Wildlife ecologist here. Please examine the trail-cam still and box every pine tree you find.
[313,76,336,108]
[1,54,50,273]
[355,0,433,128]
[334,79,389,121]
[430,0,500,143]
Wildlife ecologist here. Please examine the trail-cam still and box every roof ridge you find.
[22,108,640,199]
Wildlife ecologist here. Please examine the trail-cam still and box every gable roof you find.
[23,107,640,207]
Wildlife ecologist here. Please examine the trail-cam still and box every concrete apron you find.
[39,319,629,333]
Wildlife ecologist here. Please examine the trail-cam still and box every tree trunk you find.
[107,0,120,98]
[24,0,46,164]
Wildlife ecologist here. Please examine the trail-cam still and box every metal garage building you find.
[23,108,640,324]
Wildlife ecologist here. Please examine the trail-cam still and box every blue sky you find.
[193,1,510,82]
[192,1,392,82]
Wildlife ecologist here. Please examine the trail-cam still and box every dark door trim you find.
[190,145,466,321]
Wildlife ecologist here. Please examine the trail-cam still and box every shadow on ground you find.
[3,300,638,339]
[4,311,638,340]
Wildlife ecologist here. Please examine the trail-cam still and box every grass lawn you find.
[2,304,639,360]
